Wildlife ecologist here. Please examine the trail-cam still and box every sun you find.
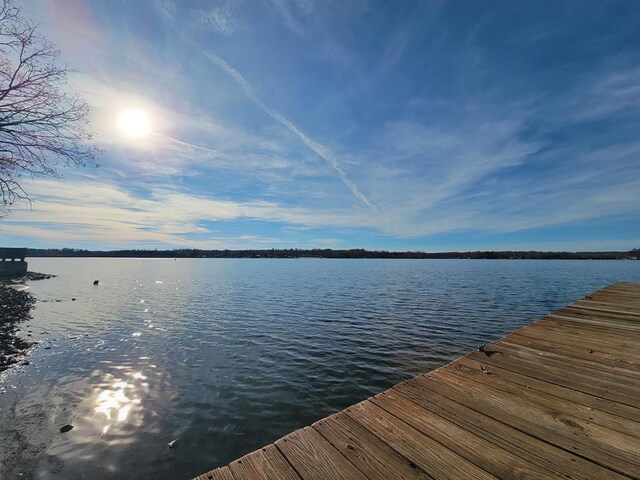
[118,109,151,138]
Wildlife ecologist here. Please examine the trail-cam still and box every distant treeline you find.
[26,248,640,260]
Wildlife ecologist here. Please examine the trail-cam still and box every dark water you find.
[0,258,638,479]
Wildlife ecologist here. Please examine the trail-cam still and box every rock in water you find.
[93,280,99,285]
[60,424,74,433]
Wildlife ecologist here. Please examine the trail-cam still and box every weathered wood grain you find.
[229,444,300,480]
[275,427,368,480]
[194,465,234,480]
[313,411,433,480]
[345,400,497,480]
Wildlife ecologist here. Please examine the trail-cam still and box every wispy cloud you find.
[162,135,222,155]
[192,1,240,36]
[7,164,639,249]
[270,0,315,35]
[2,180,270,248]
[577,65,640,120]
[66,73,319,178]
[9,0,640,251]
[204,52,377,210]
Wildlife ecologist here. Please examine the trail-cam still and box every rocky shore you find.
[21,271,56,281]
[0,272,55,371]
[0,285,35,371]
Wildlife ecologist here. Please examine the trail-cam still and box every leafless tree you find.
[0,0,98,213]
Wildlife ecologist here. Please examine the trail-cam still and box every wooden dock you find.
[195,282,640,480]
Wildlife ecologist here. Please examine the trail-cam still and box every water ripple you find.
[0,258,638,479]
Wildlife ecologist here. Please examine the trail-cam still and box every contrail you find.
[205,52,377,210]
[162,135,222,155]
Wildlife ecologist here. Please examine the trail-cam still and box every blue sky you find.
[2,0,640,251]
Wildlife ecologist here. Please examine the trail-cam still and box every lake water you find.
[1,258,639,479]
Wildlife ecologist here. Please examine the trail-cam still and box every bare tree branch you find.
[0,0,99,216]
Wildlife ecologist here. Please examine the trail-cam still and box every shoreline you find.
[0,285,35,372]
[24,247,640,260]
[0,272,56,372]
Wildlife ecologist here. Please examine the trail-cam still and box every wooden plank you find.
[573,299,640,314]
[194,466,234,480]
[602,284,640,293]
[554,309,640,330]
[581,298,640,310]
[502,331,640,372]
[313,411,434,480]
[591,287,640,296]
[525,314,640,341]
[526,319,640,359]
[489,338,640,384]
[370,390,559,479]
[580,294,640,305]
[482,339,640,394]
[594,284,640,293]
[466,347,640,407]
[229,444,300,480]
[584,285,640,300]
[346,400,497,480]
[446,357,640,438]
[544,312,640,333]
[427,369,640,477]
[537,316,640,342]
[543,314,640,334]
[586,299,640,310]
[504,330,640,372]
[589,291,640,303]
[562,304,640,320]
[393,377,630,480]
[275,427,368,480]
[602,282,640,291]
[455,356,640,422]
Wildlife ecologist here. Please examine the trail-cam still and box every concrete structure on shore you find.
[0,248,27,279]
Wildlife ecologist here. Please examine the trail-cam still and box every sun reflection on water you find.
[94,370,147,435]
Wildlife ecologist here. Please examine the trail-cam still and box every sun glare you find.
[118,109,151,138]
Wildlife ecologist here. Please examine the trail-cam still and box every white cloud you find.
[4,166,639,249]
[7,2,640,250]
[153,0,176,19]
[192,1,240,36]
[9,64,638,248]
[66,73,327,181]
[577,65,640,120]
[204,52,377,209]
[270,0,315,35]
